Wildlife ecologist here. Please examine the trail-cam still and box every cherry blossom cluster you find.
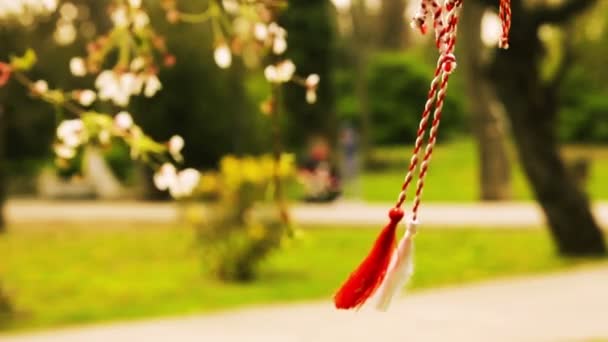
[67,0,173,107]
[1,0,321,200]
[0,0,57,23]
[0,1,198,199]
[161,0,320,105]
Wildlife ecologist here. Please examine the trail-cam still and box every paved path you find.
[6,199,608,228]
[3,267,608,342]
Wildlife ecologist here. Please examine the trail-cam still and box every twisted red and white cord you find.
[376,0,464,310]
[394,0,461,212]
[334,0,512,312]
[498,0,512,49]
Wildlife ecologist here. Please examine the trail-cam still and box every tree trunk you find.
[510,99,605,255]
[488,0,605,255]
[0,104,6,233]
[280,0,337,150]
[378,0,408,49]
[350,2,374,165]
[0,108,7,321]
[461,1,512,201]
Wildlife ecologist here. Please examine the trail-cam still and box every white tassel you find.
[374,218,418,311]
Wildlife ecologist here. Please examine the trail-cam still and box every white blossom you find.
[305,74,320,104]
[273,36,287,55]
[130,57,145,72]
[253,23,268,41]
[153,164,200,198]
[56,119,84,148]
[54,144,76,159]
[481,11,502,47]
[214,43,232,69]
[111,6,129,28]
[54,21,77,45]
[76,89,97,106]
[331,0,351,11]
[133,11,149,30]
[222,0,239,14]
[42,0,58,12]
[0,0,57,20]
[119,72,141,95]
[69,57,87,77]
[59,2,77,21]
[169,168,200,198]
[153,163,177,191]
[268,23,288,55]
[114,111,134,130]
[98,130,111,145]
[33,80,48,93]
[268,23,286,38]
[113,91,130,107]
[96,70,120,103]
[306,90,318,104]
[306,74,320,88]
[143,74,162,97]
[264,60,295,83]
[168,135,184,157]
[96,70,146,106]
[128,0,142,9]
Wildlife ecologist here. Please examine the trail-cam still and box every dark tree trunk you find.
[0,110,7,321]
[485,0,605,255]
[350,2,373,165]
[378,0,408,49]
[0,104,6,233]
[280,0,337,150]
[461,1,512,201]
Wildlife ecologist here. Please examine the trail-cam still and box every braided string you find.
[431,0,444,46]
[411,0,461,220]
[411,0,431,34]
[396,0,507,220]
[394,0,461,214]
[372,0,511,311]
[395,59,443,209]
[498,0,511,49]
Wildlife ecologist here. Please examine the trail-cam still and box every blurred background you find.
[0,0,607,340]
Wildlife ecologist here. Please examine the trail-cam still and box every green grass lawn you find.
[1,224,604,332]
[355,139,608,202]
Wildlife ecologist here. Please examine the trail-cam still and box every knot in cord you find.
[440,53,457,74]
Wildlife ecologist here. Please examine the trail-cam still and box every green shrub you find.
[334,51,468,145]
[559,65,608,143]
[192,155,295,282]
[367,52,468,144]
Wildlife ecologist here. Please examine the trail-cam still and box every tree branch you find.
[548,29,575,90]
[533,0,597,24]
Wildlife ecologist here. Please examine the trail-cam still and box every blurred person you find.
[339,122,361,199]
[298,137,341,202]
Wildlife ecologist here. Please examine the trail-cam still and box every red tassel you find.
[334,208,404,310]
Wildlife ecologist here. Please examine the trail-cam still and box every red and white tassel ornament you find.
[334,0,512,311]
[334,208,404,309]
[375,218,418,311]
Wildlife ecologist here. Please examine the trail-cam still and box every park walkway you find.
[3,266,608,341]
[5,199,608,228]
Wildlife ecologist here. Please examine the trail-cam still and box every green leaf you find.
[9,49,37,71]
